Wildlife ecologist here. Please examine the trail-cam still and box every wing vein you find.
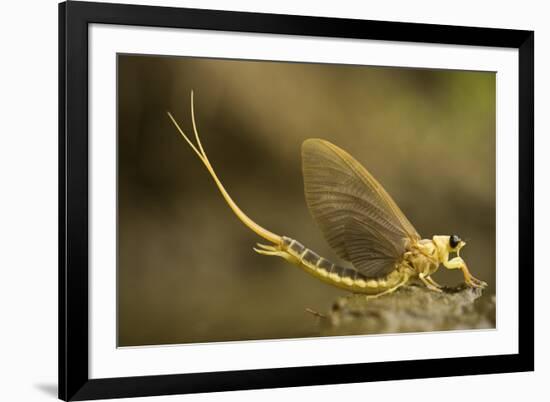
[302,138,418,277]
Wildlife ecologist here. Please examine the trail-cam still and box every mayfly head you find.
[449,234,466,257]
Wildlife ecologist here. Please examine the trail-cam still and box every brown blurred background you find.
[117,54,495,346]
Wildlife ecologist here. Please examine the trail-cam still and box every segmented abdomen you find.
[281,236,402,294]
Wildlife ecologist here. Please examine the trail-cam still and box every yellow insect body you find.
[168,91,487,298]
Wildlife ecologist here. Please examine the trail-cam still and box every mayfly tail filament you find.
[167,91,282,246]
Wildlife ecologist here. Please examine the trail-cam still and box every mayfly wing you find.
[301,138,420,277]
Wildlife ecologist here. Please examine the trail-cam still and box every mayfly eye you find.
[449,234,461,249]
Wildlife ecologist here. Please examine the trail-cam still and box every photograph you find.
[117,54,496,347]
[0,0,541,398]
[54,1,534,400]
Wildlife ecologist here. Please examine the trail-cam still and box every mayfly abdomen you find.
[281,236,390,292]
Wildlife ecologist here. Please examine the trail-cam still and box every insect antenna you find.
[167,91,282,246]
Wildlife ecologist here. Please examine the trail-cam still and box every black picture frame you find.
[59,1,534,400]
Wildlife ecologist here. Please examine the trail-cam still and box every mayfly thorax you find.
[167,91,487,298]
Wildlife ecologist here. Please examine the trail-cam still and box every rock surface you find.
[317,284,495,336]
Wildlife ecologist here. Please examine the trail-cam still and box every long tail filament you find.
[167,91,282,245]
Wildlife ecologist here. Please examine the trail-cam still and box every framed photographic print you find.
[59,1,534,400]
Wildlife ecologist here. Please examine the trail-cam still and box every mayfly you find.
[167,91,487,298]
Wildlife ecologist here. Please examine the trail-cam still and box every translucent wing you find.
[302,138,420,277]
